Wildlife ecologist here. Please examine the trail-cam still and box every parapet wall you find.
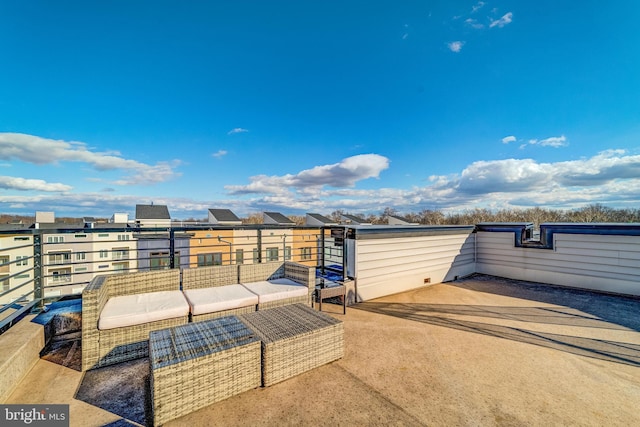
[475,223,640,296]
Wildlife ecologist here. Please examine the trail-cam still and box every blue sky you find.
[1,1,640,220]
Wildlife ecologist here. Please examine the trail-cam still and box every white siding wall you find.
[476,232,640,296]
[354,232,476,301]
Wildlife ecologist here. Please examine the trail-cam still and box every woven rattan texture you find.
[150,317,261,425]
[191,305,256,323]
[258,295,310,310]
[238,262,285,283]
[239,304,344,386]
[182,264,240,289]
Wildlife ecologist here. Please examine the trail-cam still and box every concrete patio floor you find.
[6,274,640,426]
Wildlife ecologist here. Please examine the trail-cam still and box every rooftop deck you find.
[6,274,640,426]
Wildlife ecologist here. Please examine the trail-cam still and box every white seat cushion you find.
[183,284,259,316]
[98,290,190,330]
[242,278,308,304]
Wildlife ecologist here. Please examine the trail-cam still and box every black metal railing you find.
[0,225,341,332]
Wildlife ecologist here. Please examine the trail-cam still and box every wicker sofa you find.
[82,261,316,371]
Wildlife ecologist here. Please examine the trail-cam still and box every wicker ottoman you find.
[239,303,344,387]
[149,316,261,426]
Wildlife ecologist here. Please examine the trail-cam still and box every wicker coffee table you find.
[239,303,344,387]
[149,316,261,426]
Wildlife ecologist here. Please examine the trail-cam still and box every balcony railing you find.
[0,225,332,333]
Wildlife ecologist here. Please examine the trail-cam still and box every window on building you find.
[74,234,87,238]
[301,247,313,260]
[150,252,170,270]
[1,276,9,291]
[113,262,129,273]
[213,253,223,265]
[75,252,86,261]
[48,252,71,265]
[117,234,130,241]
[266,247,279,262]
[16,255,29,266]
[112,248,129,260]
[99,250,109,259]
[198,252,223,266]
[197,253,213,266]
[47,236,64,243]
[236,249,244,264]
[284,246,292,261]
[253,248,259,263]
[0,256,9,274]
[50,269,71,284]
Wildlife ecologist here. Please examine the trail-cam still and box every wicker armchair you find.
[81,269,185,371]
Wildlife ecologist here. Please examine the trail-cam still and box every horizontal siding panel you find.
[357,237,474,255]
[357,254,473,280]
[477,257,639,282]
[476,230,640,291]
[477,248,638,271]
[353,233,475,300]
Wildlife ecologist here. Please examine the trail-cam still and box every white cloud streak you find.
[212,150,228,158]
[465,18,484,29]
[490,12,513,28]
[472,1,485,13]
[532,135,568,147]
[0,133,181,186]
[502,135,517,144]
[0,176,71,192]
[227,128,249,135]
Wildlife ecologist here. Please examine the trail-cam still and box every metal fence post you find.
[169,229,175,269]
[33,232,43,309]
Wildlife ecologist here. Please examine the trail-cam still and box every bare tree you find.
[242,213,263,224]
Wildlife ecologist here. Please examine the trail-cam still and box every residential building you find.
[135,204,171,228]
[208,209,243,226]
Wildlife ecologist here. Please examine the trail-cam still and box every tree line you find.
[328,204,640,228]
[3,203,639,228]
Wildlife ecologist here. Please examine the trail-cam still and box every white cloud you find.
[465,18,484,29]
[524,135,568,148]
[226,154,390,195]
[212,150,228,158]
[535,135,568,147]
[502,135,517,144]
[0,133,181,185]
[0,176,72,192]
[227,128,249,135]
[490,12,513,28]
[471,1,485,13]
[447,41,465,53]
[218,150,640,216]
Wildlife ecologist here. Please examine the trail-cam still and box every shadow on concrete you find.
[75,358,151,426]
[354,278,640,368]
[452,274,640,332]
